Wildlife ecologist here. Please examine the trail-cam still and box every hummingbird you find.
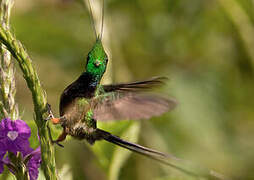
[46,1,225,178]
[47,0,177,153]
[47,37,176,153]
[46,36,183,171]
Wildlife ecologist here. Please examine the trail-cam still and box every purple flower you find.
[0,118,31,154]
[0,151,5,174]
[27,147,41,180]
[0,118,41,180]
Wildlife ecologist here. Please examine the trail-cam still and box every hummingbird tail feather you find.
[96,129,228,180]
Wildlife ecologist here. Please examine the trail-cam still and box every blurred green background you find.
[7,0,254,179]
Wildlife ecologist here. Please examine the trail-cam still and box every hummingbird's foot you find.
[47,116,64,125]
[51,131,67,148]
[51,118,61,124]
[52,140,64,148]
[46,124,65,148]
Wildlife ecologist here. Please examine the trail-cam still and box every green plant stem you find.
[0,23,58,180]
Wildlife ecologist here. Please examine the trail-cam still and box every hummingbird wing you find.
[92,77,177,121]
[103,76,168,92]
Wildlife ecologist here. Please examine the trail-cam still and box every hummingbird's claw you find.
[46,103,51,113]
[45,115,52,121]
[46,103,54,116]
[52,140,64,148]
[45,103,56,122]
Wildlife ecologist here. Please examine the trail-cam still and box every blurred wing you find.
[92,92,177,121]
[92,77,177,121]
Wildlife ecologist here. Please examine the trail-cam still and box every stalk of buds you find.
[0,0,19,120]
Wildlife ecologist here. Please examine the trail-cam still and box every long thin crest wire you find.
[87,0,98,38]
[100,0,105,40]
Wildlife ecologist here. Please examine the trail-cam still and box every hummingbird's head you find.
[85,39,108,81]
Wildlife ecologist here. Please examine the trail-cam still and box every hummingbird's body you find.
[59,72,97,142]
[57,40,108,144]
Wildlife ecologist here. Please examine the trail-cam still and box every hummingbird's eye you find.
[94,60,101,67]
